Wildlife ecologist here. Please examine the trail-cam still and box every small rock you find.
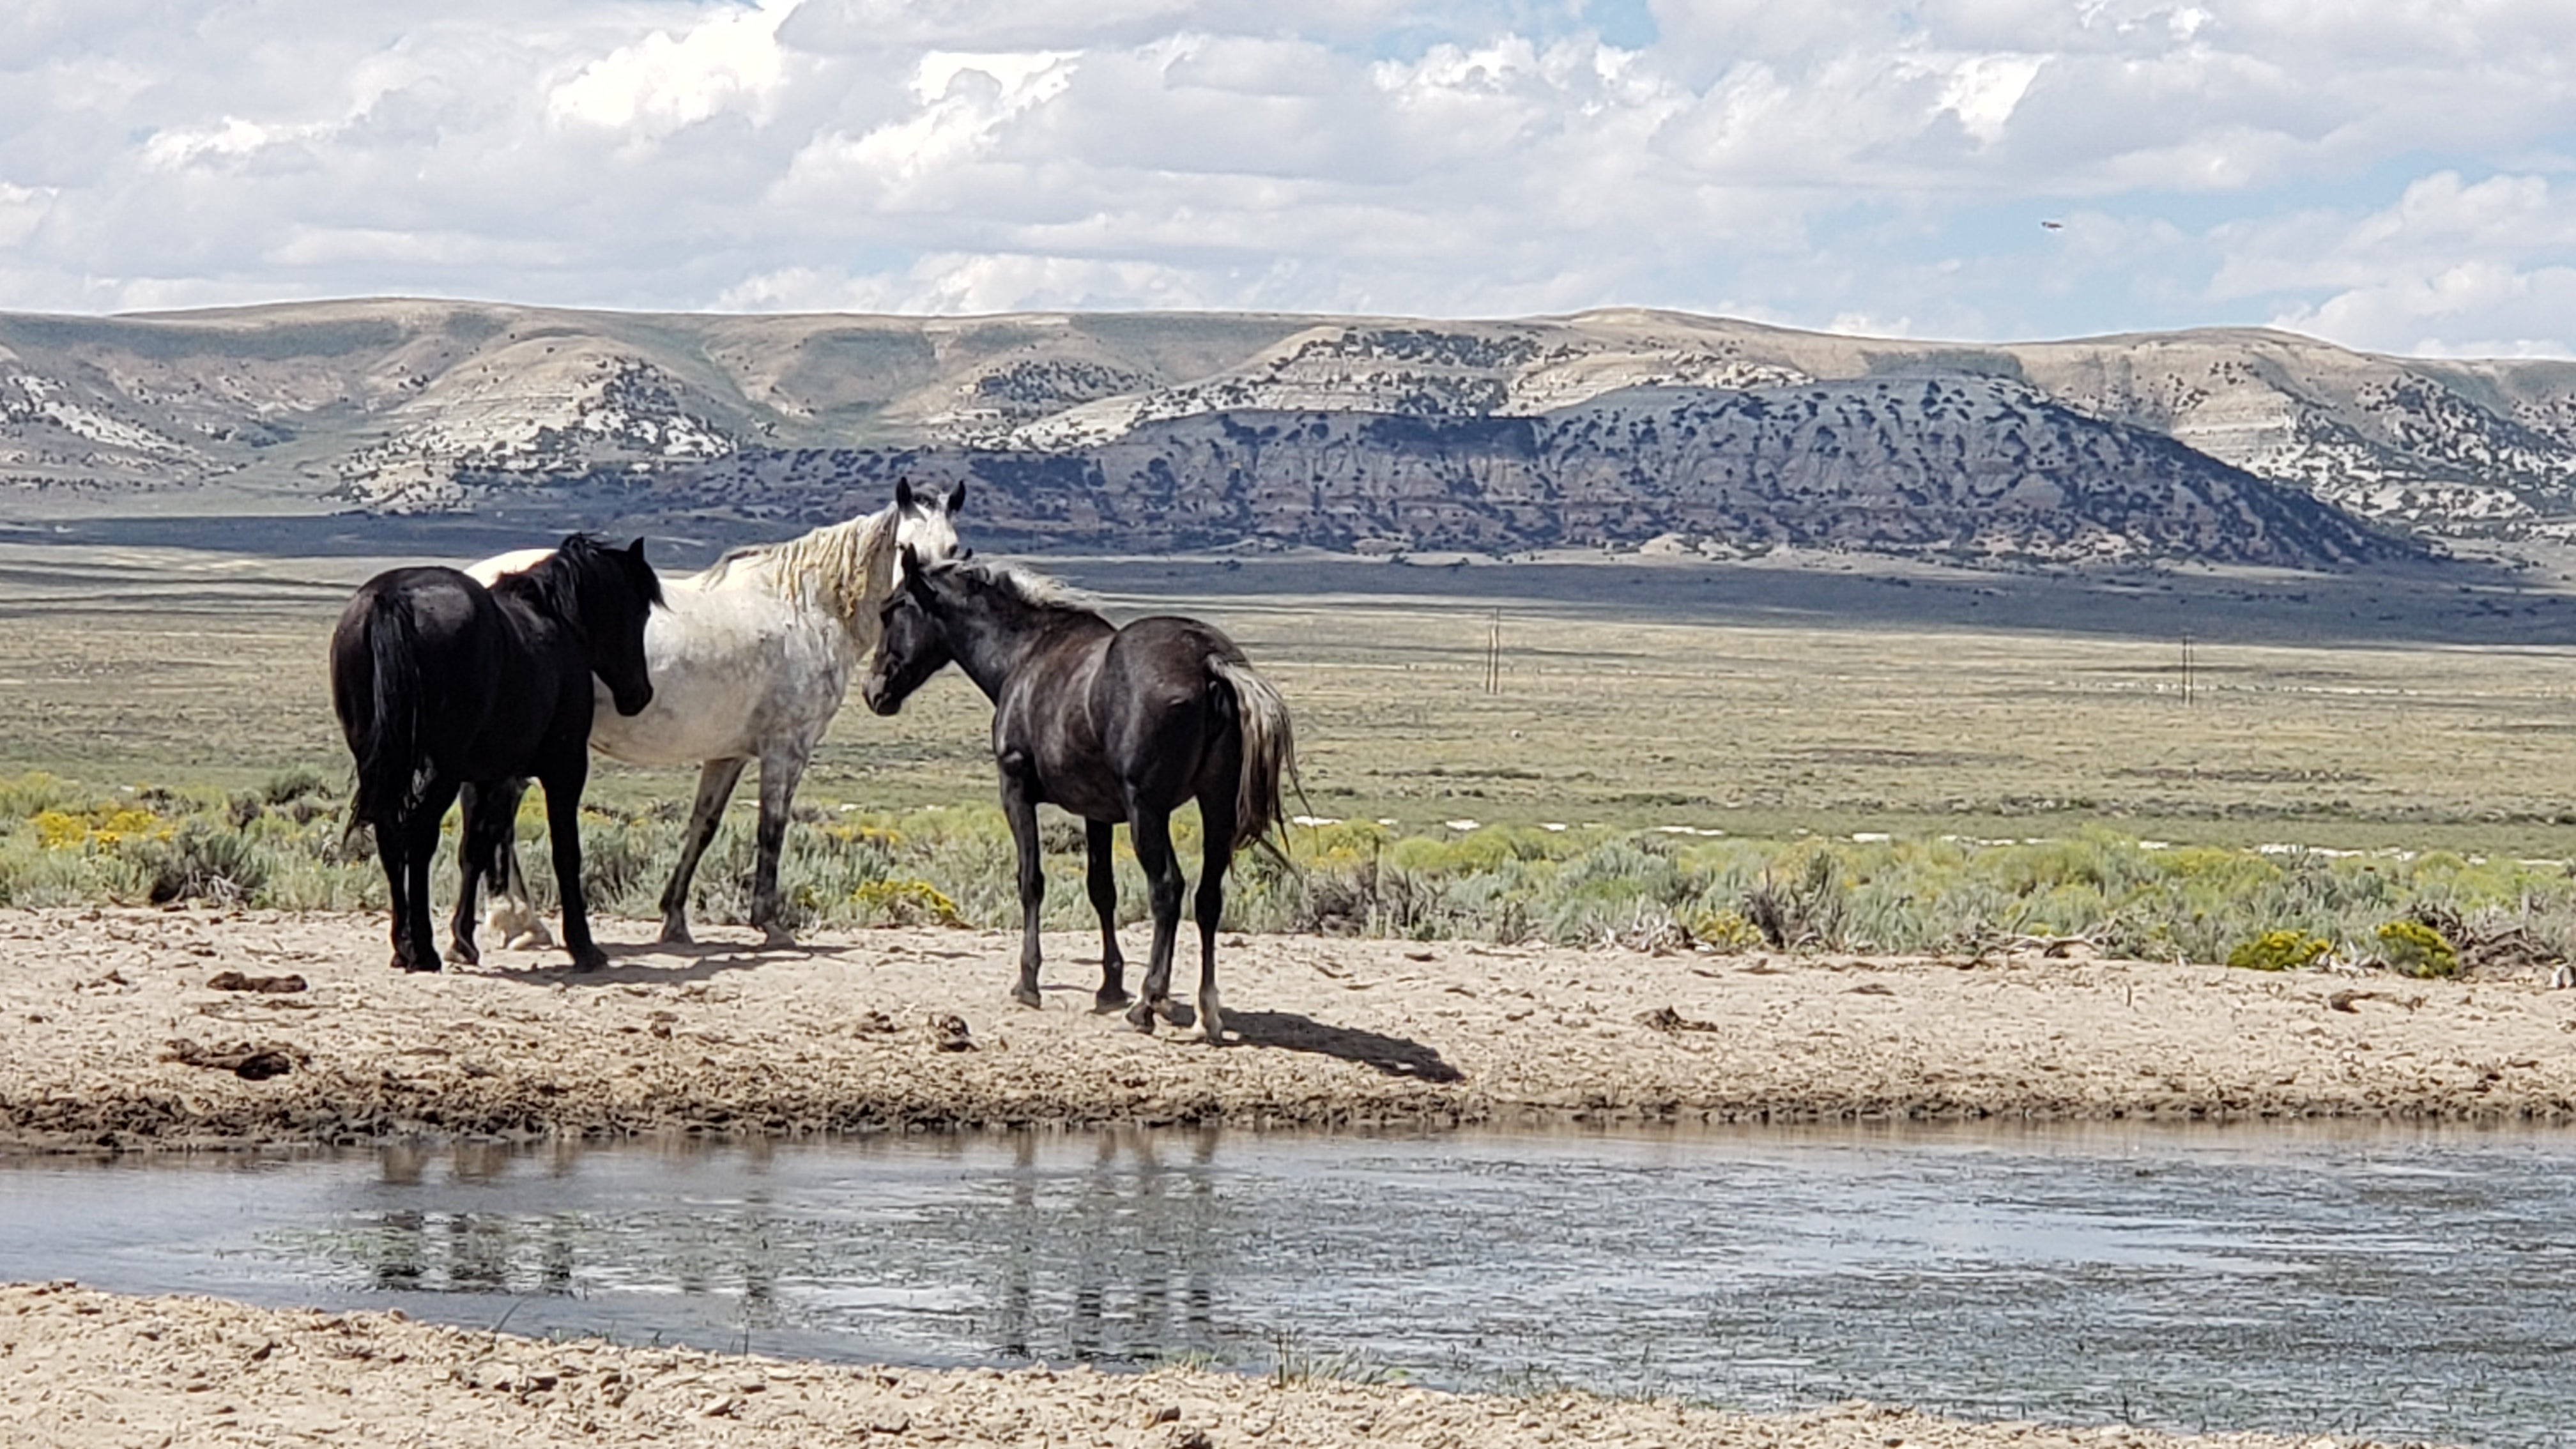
[207,971,307,994]
[927,1014,975,1052]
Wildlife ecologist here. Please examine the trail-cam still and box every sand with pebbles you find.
[1,905,2572,1149]
[0,1281,2444,1449]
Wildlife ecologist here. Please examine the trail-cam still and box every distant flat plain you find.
[8,515,2576,858]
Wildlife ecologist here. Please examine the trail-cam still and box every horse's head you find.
[554,534,663,717]
[893,477,968,564]
[861,544,954,716]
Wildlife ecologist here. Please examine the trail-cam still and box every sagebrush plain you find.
[9,531,2576,964]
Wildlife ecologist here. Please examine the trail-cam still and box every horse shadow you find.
[1222,1009,1464,1083]
[487,938,852,988]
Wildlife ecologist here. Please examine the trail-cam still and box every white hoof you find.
[486,903,552,951]
[1200,987,1225,1045]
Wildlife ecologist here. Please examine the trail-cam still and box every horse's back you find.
[588,565,852,765]
[332,567,493,688]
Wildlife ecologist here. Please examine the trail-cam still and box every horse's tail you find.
[1207,653,1301,866]
[343,591,425,828]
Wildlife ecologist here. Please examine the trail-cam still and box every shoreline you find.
[4,907,2573,1151]
[0,1281,2444,1449]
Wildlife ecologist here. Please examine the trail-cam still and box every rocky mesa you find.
[8,301,2573,565]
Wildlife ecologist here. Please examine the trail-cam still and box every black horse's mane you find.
[495,533,663,620]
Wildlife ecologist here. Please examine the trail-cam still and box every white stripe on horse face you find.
[896,502,962,563]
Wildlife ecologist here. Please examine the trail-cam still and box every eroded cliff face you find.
[614,375,2395,566]
[2,302,2564,565]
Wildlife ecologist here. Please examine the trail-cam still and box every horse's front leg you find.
[1123,808,1189,1034]
[1192,790,1237,1044]
[999,760,1046,1008]
[538,757,608,972]
[1085,818,1130,1012]
[749,749,809,949]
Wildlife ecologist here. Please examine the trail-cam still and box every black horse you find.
[860,549,1297,1041]
[329,535,663,973]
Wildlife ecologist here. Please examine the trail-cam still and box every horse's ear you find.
[626,537,648,562]
[894,478,916,512]
[900,543,930,594]
[944,480,967,516]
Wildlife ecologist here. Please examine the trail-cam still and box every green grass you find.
[12,556,2576,857]
[2,768,2567,972]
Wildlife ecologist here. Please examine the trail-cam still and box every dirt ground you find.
[3,905,2573,1149]
[0,908,2518,1448]
[0,1281,2441,1449]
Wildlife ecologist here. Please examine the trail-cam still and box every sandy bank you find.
[0,1282,2437,1449]
[1,907,2572,1149]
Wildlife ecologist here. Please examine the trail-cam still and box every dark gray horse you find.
[329,535,663,973]
[860,549,1297,1041]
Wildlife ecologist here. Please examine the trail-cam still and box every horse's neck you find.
[693,507,894,641]
[946,597,1095,703]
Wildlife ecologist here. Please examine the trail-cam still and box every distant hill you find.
[8,300,2572,566]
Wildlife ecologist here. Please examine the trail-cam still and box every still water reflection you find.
[3,1122,2570,1448]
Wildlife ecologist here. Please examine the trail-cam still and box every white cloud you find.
[0,1,2573,353]
[0,182,55,247]
[142,115,339,171]
[549,0,801,139]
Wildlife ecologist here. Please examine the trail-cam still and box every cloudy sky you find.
[2,0,2572,355]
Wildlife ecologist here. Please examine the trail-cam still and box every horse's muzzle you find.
[861,673,899,716]
[613,684,654,717]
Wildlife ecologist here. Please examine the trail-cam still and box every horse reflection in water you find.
[367,1143,578,1298]
[988,1128,1222,1365]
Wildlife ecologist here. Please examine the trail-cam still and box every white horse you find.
[456,480,966,955]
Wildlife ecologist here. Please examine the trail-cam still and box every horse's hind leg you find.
[1123,809,1188,1034]
[1192,790,1236,1043]
[447,781,496,967]
[468,778,549,951]
[1086,819,1130,1011]
[658,757,746,944]
[400,778,457,972]
[372,808,417,972]
[749,749,809,949]
[450,778,520,959]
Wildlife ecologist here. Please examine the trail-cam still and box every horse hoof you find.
[658,923,694,946]
[1125,1000,1157,1034]
[569,950,608,974]
[1012,986,1044,1009]
[447,942,480,967]
[1156,999,1197,1029]
[759,926,796,950]
[1092,988,1132,1014]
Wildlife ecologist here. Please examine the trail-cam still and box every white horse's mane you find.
[944,558,1100,617]
[708,505,900,629]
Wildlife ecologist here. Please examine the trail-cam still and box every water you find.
[4,1122,2571,1447]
